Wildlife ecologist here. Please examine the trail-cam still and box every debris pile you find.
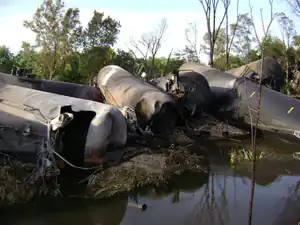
[84,146,205,199]
[0,158,36,206]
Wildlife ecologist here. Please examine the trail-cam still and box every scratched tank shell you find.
[150,70,212,118]
[96,65,179,134]
[178,62,300,144]
[229,56,285,91]
[0,72,104,102]
[0,83,127,165]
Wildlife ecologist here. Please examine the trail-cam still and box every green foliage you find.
[230,13,256,57]
[84,10,121,48]
[23,0,82,79]
[201,28,227,59]
[144,56,185,77]
[79,46,115,84]
[261,36,285,60]
[58,53,83,83]
[14,42,37,69]
[111,49,136,73]
[0,46,14,73]
[214,54,244,71]
[0,0,299,96]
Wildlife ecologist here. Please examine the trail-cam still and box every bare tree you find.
[225,0,240,70]
[199,0,230,67]
[285,0,300,17]
[277,12,296,94]
[248,0,276,224]
[182,22,201,62]
[127,18,168,78]
[230,13,255,62]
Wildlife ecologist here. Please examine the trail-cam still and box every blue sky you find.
[0,0,298,64]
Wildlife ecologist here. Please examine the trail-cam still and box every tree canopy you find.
[1,0,300,94]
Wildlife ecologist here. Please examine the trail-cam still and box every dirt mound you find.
[83,146,205,199]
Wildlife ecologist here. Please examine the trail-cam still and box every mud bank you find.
[0,144,206,206]
[83,146,205,199]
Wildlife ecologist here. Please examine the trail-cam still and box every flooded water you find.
[1,137,300,225]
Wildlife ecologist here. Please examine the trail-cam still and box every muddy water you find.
[1,138,300,225]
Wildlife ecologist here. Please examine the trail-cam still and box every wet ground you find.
[1,136,300,225]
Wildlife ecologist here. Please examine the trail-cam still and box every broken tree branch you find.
[285,0,300,17]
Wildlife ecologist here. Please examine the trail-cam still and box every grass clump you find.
[229,148,266,167]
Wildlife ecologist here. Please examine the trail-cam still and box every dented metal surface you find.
[233,78,300,136]
[179,63,237,98]
[229,57,285,91]
[0,83,127,158]
[177,62,300,143]
[1,60,300,159]
[150,71,212,118]
[96,65,179,134]
[0,72,104,102]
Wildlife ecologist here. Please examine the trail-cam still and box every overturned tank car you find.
[229,56,285,92]
[150,70,212,119]
[0,83,127,167]
[0,72,104,102]
[96,65,179,134]
[178,63,300,144]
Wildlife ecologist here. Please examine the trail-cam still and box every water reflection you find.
[124,162,300,225]
[1,139,300,225]
[274,180,300,225]
[0,198,128,225]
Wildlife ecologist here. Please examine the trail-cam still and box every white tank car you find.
[0,83,127,161]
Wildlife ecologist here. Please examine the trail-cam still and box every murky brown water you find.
[1,138,300,225]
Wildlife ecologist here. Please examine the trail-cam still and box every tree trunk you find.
[225,13,229,70]
[210,43,214,67]
[286,56,290,94]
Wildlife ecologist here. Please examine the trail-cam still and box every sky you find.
[0,0,299,64]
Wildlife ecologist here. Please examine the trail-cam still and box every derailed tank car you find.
[150,70,212,118]
[229,57,285,92]
[0,83,127,166]
[0,72,104,102]
[96,65,179,134]
[179,63,300,144]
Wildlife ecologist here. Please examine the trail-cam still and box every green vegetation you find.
[0,0,300,94]
[229,148,266,166]
[0,0,184,82]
